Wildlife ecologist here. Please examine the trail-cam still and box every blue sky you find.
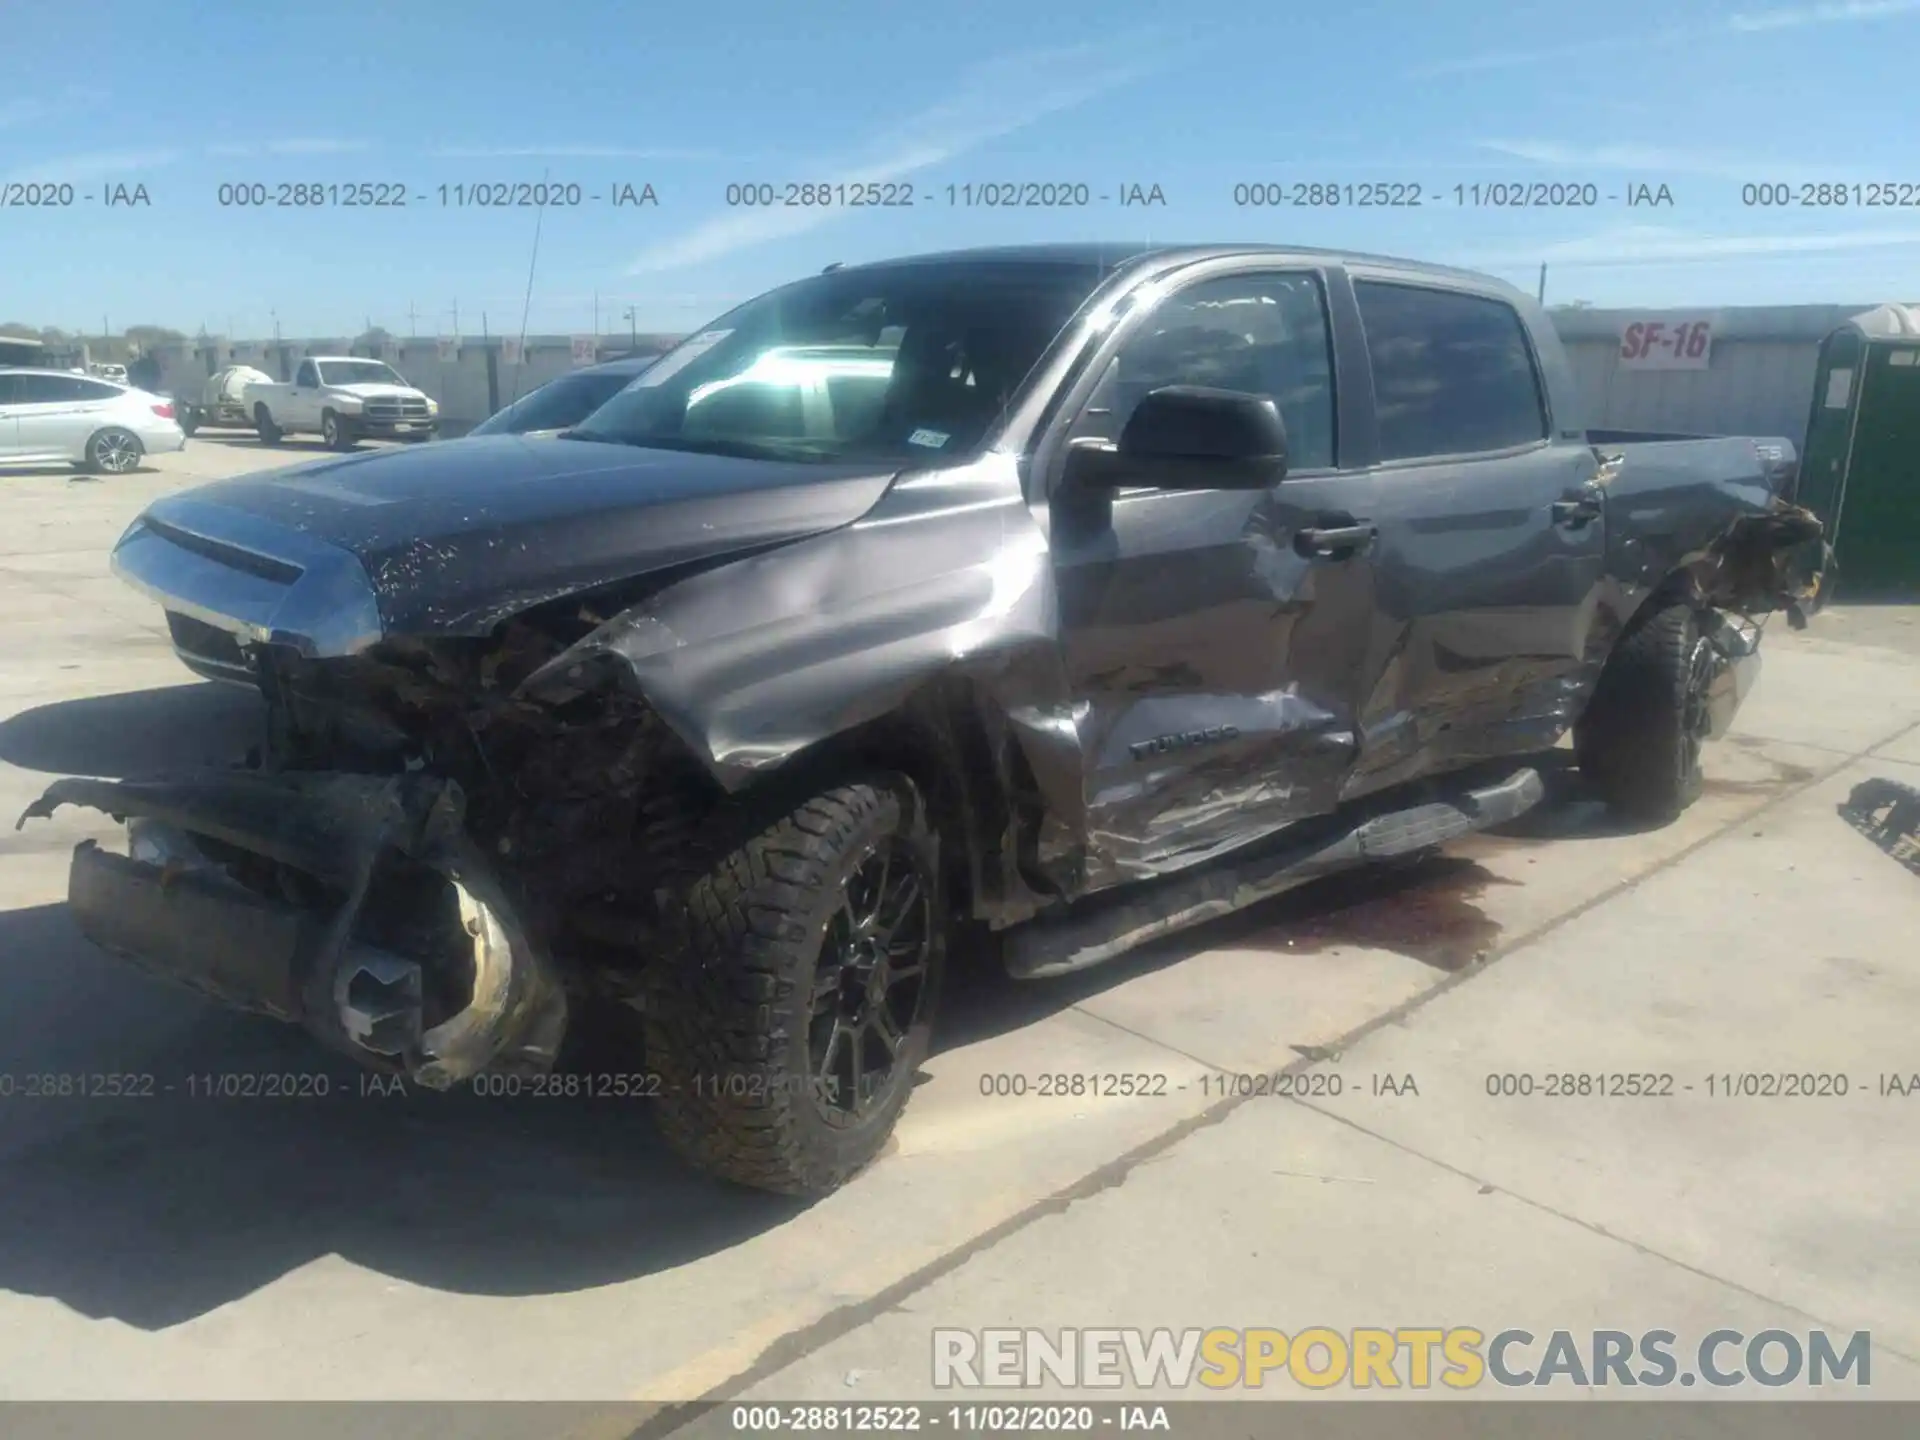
[3,0,1918,339]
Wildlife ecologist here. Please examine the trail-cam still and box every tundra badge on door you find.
[1130,725,1242,761]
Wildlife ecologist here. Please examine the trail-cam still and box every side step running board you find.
[1004,767,1544,981]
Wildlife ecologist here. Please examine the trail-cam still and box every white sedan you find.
[0,367,188,474]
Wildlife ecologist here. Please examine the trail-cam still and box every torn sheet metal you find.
[19,771,567,1083]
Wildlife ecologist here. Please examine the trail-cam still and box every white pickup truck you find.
[244,356,440,450]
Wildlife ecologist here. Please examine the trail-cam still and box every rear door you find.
[0,374,20,457]
[13,374,121,460]
[1041,261,1383,886]
[1339,276,1607,795]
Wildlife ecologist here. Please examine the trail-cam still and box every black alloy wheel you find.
[808,837,934,1122]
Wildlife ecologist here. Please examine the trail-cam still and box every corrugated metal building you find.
[1549,303,1885,445]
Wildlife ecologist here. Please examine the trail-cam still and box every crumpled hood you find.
[122,435,902,638]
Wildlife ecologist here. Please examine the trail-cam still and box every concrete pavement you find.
[0,438,1914,1423]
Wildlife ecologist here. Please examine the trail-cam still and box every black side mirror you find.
[1065,385,1290,492]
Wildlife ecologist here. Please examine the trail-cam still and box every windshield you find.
[566,259,1109,463]
[471,370,641,436]
[317,360,408,387]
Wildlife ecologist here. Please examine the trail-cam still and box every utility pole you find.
[407,302,419,337]
[624,306,637,350]
[593,291,599,341]
[452,300,460,338]
[1537,264,1547,304]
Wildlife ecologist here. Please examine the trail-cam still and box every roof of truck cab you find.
[830,242,1521,292]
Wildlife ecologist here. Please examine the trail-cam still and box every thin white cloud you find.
[1,149,183,185]
[1420,0,1920,74]
[426,145,725,161]
[1730,0,1920,29]
[1476,139,1848,180]
[1469,223,1920,268]
[621,34,1166,275]
[1414,30,1687,75]
[206,138,373,158]
[0,98,47,129]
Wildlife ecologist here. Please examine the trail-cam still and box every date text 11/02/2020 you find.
[719,182,1169,208]
[975,1072,1419,1099]
[0,1070,825,1102]
[210,181,660,208]
[1483,1072,1920,1098]
[1228,181,1676,208]
[7,1070,1919,1102]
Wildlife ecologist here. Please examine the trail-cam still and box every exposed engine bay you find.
[22,600,728,1086]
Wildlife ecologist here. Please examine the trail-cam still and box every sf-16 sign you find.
[1619,317,1713,370]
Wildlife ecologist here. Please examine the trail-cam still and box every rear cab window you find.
[1353,281,1548,461]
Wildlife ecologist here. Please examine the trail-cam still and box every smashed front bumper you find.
[18,770,567,1086]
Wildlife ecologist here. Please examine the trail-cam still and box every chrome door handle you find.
[1295,523,1377,557]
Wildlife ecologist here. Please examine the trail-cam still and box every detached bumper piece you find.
[1005,764,1544,979]
[19,770,567,1086]
[1840,778,1920,876]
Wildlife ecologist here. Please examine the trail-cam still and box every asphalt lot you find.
[2,435,1918,1422]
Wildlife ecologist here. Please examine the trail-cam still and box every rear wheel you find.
[1576,601,1713,822]
[254,404,282,445]
[643,777,944,1195]
[82,427,143,475]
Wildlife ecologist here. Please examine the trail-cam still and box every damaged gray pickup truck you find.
[22,245,1826,1195]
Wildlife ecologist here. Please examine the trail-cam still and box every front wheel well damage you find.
[715,676,1059,938]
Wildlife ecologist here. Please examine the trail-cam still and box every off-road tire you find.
[642,777,944,1196]
[1575,600,1711,822]
[254,404,282,445]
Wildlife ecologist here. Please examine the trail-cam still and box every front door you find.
[290,360,321,427]
[1043,266,1381,890]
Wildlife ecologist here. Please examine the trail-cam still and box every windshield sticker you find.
[634,329,734,387]
[907,428,950,449]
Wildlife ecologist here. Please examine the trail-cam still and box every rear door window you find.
[11,374,95,403]
[1354,282,1547,461]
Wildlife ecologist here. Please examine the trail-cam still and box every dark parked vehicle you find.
[466,354,659,438]
[24,245,1825,1195]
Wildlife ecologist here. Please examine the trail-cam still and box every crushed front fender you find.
[18,770,568,1085]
